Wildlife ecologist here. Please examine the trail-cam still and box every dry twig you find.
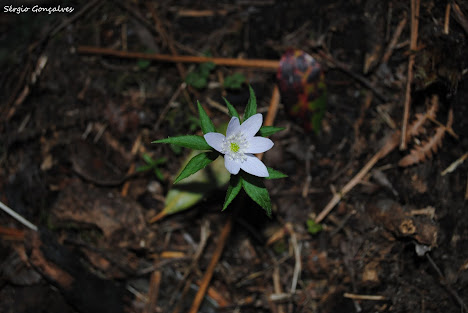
[0,201,38,231]
[147,2,194,111]
[188,217,233,313]
[317,50,388,102]
[121,134,142,197]
[452,2,468,35]
[426,253,468,312]
[382,17,408,64]
[343,293,387,301]
[143,271,161,313]
[400,0,421,150]
[315,131,400,223]
[77,46,279,70]
[444,3,451,35]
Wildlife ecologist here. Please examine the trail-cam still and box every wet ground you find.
[1,1,468,312]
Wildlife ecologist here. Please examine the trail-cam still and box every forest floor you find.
[1,1,468,312]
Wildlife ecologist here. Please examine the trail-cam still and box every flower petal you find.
[226,117,241,137]
[204,133,225,153]
[240,154,269,177]
[245,137,274,153]
[224,157,241,175]
[240,113,262,138]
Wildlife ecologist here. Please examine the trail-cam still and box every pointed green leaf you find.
[142,153,155,165]
[258,126,285,137]
[241,172,272,217]
[174,152,218,184]
[154,168,164,181]
[155,157,167,165]
[152,135,211,150]
[266,167,288,179]
[223,97,240,120]
[243,85,257,121]
[197,101,216,134]
[223,175,242,210]
[136,164,153,172]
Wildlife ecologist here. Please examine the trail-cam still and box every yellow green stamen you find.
[230,142,240,152]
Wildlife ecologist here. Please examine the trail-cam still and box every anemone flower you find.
[204,113,273,177]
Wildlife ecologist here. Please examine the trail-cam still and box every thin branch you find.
[400,0,420,150]
[188,216,233,313]
[77,46,280,70]
[317,50,388,102]
[382,17,408,64]
[0,201,38,231]
[315,131,400,223]
[343,293,387,301]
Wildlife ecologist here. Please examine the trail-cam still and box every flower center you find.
[222,132,249,162]
[230,142,240,152]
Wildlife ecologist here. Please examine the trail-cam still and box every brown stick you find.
[400,0,420,150]
[382,17,407,64]
[317,50,388,102]
[143,271,162,313]
[77,46,280,70]
[0,226,25,240]
[264,86,281,127]
[188,216,233,313]
[452,2,468,35]
[444,3,451,35]
[257,86,281,161]
[315,132,400,223]
[146,3,196,113]
[465,172,468,200]
[120,134,142,197]
[177,9,229,17]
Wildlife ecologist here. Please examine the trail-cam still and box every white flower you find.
[204,113,274,177]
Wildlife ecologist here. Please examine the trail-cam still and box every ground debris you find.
[51,180,146,246]
[368,199,438,248]
[24,229,130,313]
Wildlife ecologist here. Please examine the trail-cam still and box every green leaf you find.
[154,168,164,181]
[137,59,151,70]
[224,72,246,89]
[197,101,216,134]
[186,72,207,89]
[258,126,285,137]
[223,175,242,210]
[266,167,288,179]
[136,164,153,172]
[185,62,215,89]
[156,151,230,221]
[174,152,218,184]
[155,157,167,165]
[243,85,257,120]
[241,172,272,217]
[199,62,215,75]
[142,153,156,165]
[152,135,211,150]
[223,97,240,120]
[306,219,323,234]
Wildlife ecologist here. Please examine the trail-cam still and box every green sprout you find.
[136,153,167,181]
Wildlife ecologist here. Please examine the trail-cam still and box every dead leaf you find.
[51,180,146,245]
[399,108,453,167]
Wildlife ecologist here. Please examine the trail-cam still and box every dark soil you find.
[1,1,468,312]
